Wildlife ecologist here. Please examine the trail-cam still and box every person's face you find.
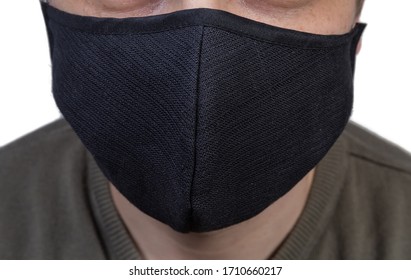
[49,0,359,35]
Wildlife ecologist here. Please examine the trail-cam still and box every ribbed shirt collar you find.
[86,132,348,260]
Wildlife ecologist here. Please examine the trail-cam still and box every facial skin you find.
[48,0,363,259]
[49,0,358,35]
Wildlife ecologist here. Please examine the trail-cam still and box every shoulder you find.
[0,119,87,191]
[324,122,411,258]
[0,118,80,162]
[0,119,104,259]
[343,121,411,175]
[342,121,411,196]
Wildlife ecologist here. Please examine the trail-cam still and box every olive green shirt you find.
[1,119,411,259]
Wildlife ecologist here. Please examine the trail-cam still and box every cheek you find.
[97,0,162,12]
[49,0,84,14]
[241,0,312,10]
[50,0,357,35]
[51,0,168,17]
[239,0,357,35]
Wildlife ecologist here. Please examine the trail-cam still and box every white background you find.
[0,260,410,280]
[0,1,410,152]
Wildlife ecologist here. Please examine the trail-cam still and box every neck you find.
[110,169,315,259]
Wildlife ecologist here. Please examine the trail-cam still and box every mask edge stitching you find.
[46,17,363,51]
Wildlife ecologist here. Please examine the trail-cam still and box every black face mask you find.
[41,2,365,233]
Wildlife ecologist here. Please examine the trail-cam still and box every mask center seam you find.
[188,26,205,230]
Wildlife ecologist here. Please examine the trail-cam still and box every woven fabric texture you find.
[43,3,365,232]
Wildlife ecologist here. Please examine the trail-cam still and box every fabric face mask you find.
[41,2,366,233]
